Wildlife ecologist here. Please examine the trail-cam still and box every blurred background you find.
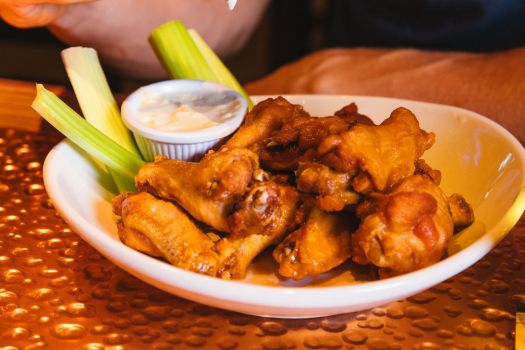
[2,0,523,93]
[0,1,329,93]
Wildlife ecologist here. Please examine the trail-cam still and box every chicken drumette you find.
[317,107,435,194]
[135,147,259,233]
[351,174,473,277]
[273,207,354,280]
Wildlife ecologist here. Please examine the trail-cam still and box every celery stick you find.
[61,47,141,192]
[32,84,145,180]
[149,21,217,82]
[188,29,253,108]
[149,20,252,107]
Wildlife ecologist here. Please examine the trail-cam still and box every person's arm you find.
[245,47,525,145]
[0,0,269,79]
[50,0,269,79]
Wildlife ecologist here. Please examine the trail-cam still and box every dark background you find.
[0,1,311,92]
[1,0,524,93]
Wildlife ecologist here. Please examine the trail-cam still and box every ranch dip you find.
[136,89,244,132]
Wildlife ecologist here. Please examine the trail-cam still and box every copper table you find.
[0,78,522,350]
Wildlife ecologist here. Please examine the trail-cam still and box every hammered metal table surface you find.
[0,80,523,350]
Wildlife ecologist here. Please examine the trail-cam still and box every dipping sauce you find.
[136,89,244,132]
[121,79,248,161]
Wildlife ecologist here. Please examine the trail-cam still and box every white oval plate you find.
[43,95,525,318]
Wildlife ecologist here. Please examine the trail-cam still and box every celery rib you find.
[32,84,145,180]
[149,20,253,108]
[61,47,142,192]
[188,29,253,108]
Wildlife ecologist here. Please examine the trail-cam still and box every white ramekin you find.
[121,79,248,161]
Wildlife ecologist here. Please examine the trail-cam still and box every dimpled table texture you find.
[0,78,523,350]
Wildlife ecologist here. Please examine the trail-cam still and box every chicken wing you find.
[214,181,302,279]
[113,192,219,276]
[448,193,475,229]
[295,161,360,211]
[228,180,302,237]
[255,103,374,171]
[135,148,259,232]
[223,96,310,150]
[273,207,354,280]
[351,174,454,277]
[318,107,435,193]
[216,234,276,279]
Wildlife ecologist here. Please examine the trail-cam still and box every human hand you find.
[0,0,94,28]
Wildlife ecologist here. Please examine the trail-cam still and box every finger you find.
[0,0,94,4]
[0,3,65,27]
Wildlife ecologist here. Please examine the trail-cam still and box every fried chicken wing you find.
[351,174,454,277]
[113,192,219,276]
[228,181,302,237]
[296,161,359,211]
[448,193,475,229]
[257,103,374,171]
[216,234,276,279]
[223,96,310,150]
[318,107,435,193]
[273,207,354,280]
[135,148,259,232]
[213,181,302,279]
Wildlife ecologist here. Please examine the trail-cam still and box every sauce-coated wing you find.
[296,161,359,211]
[135,148,259,232]
[217,181,303,279]
[318,107,435,193]
[273,208,353,280]
[351,174,454,277]
[223,96,310,150]
[113,192,219,276]
[228,181,302,237]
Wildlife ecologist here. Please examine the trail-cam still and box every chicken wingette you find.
[135,147,259,233]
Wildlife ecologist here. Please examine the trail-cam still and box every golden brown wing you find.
[351,174,454,277]
[135,148,259,232]
[223,96,310,150]
[448,193,475,229]
[113,192,219,276]
[227,181,301,237]
[295,161,359,211]
[217,181,303,279]
[255,103,373,171]
[273,207,353,280]
[318,107,435,193]
[215,234,276,280]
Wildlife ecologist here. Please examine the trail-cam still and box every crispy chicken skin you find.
[135,148,259,233]
[217,181,303,279]
[113,183,302,280]
[223,96,310,150]
[448,193,475,229]
[318,107,435,193]
[351,174,454,277]
[113,192,219,276]
[216,234,277,279]
[228,181,302,238]
[273,207,353,280]
[258,107,374,171]
[296,161,360,211]
[112,193,164,258]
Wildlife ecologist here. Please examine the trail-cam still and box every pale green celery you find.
[149,20,252,108]
[188,29,252,108]
[32,84,145,180]
[61,47,141,192]
[149,21,217,82]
